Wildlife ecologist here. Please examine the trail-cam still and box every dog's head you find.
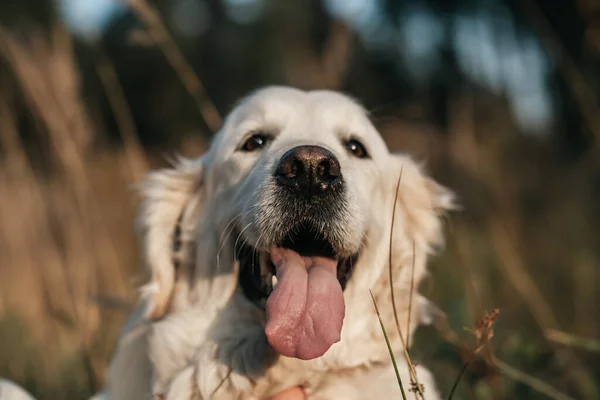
[136,86,454,362]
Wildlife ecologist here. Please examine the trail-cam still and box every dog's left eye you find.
[345,139,369,158]
[240,134,272,152]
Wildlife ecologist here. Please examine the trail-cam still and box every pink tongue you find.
[265,248,345,360]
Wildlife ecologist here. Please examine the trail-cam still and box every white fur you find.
[0,380,35,400]
[99,87,455,399]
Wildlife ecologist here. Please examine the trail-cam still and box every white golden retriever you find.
[97,86,454,400]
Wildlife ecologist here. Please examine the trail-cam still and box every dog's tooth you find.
[272,275,278,288]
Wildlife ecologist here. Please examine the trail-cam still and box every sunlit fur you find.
[97,87,455,400]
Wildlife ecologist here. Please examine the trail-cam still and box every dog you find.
[97,86,454,399]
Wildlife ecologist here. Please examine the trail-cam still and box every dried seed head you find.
[465,308,500,354]
[410,379,425,394]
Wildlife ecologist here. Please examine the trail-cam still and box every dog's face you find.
[137,86,453,367]
[206,87,389,254]
[197,87,395,359]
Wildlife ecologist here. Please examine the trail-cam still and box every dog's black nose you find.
[275,145,342,198]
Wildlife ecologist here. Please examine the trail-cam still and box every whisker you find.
[218,214,243,250]
[216,214,243,273]
[251,232,266,275]
[216,207,256,272]
[233,222,255,265]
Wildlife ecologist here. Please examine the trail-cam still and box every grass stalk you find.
[370,290,408,400]
[387,168,425,398]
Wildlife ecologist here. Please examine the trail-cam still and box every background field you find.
[0,0,599,399]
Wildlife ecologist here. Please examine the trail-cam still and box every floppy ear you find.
[135,156,205,320]
[389,154,456,252]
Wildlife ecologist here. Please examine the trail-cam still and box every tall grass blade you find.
[370,290,408,400]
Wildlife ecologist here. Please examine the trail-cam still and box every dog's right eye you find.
[240,134,271,152]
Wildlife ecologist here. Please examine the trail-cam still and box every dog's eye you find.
[240,134,271,152]
[345,139,369,158]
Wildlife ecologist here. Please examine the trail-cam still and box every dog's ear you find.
[135,157,205,320]
[389,154,456,252]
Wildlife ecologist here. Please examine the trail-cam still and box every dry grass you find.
[126,0,222,132]
[0,23,148,398]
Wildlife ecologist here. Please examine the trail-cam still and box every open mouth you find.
[237,227,356,306]
[236,224,358,360]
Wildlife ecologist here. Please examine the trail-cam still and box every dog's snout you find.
[275,145,342,197]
